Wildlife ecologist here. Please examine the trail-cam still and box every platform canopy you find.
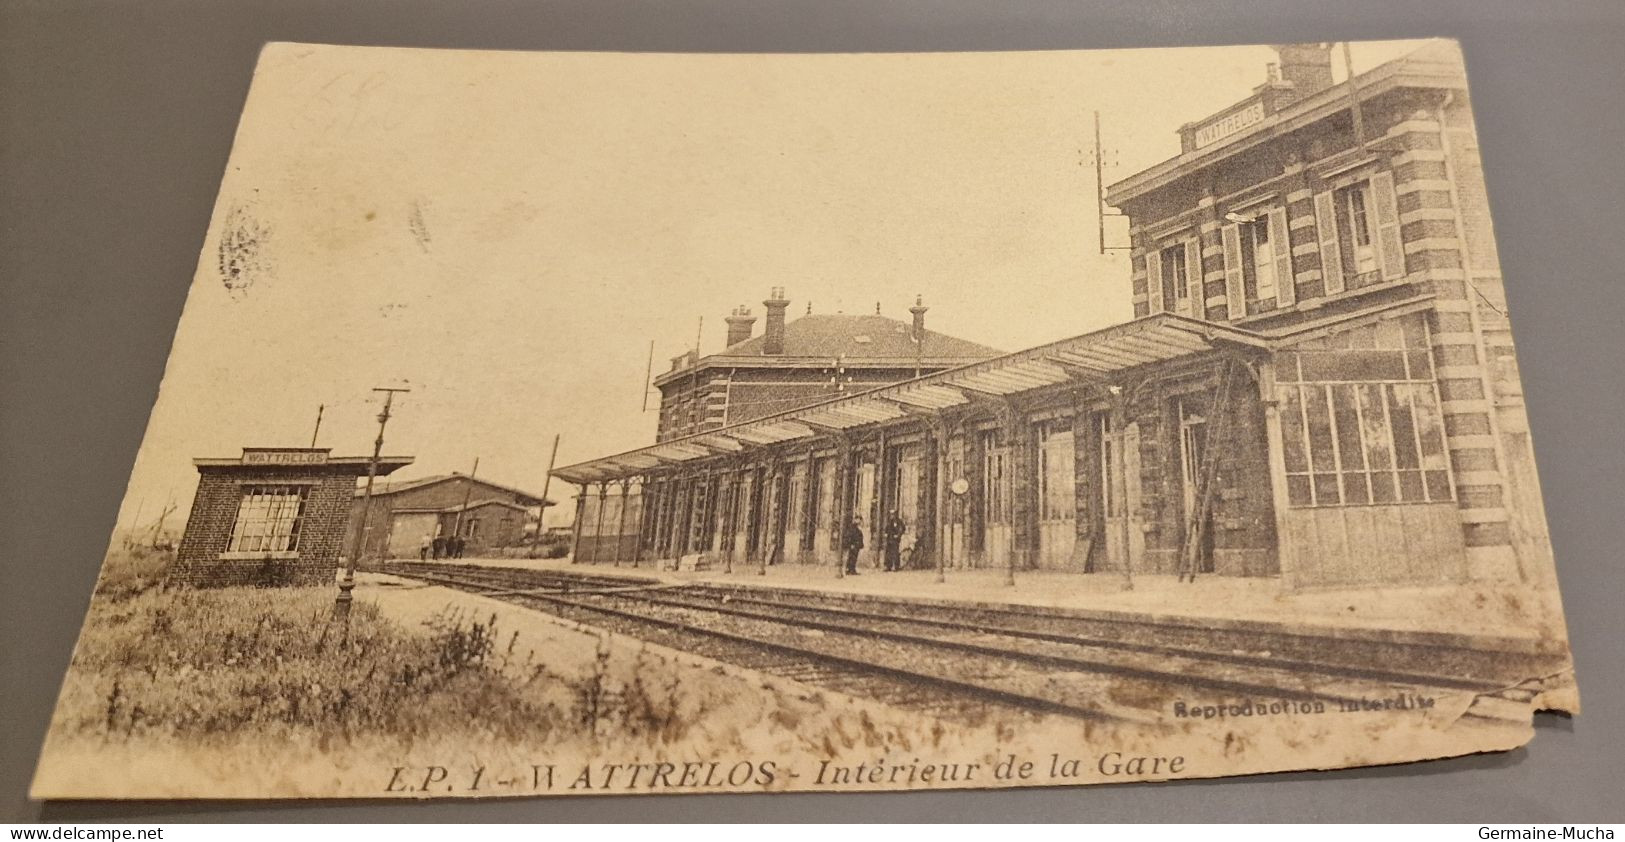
[553,313,1270,484]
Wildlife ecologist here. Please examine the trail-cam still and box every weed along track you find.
[390,563,1535,725]
[395,566,1109,725]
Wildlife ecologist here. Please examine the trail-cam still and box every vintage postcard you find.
[31,38,1577,800]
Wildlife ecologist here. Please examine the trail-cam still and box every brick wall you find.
[657,366,963,440]
[1116,76,1540,582]
[170,468,356,587]
[1058,369,1277,578]
[622,366,1284,579]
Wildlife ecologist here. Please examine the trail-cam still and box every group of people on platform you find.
[840,510,910,575]
[419,532,468,560]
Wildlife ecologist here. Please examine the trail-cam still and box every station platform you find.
[385,554,1567,652]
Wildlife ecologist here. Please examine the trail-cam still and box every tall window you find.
[1339,181,1379,277]
[1159,244,1189,308]
[227,485,307,553]
[980,430,1008,525]
[806,459,826,546]
[1223,207,1292,319]
[1096,413,1120,518]
[1277,317,1452,508]
[1036,420,1075,522]
[1243,218,1277,302]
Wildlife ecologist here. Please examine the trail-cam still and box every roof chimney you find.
[909,294,928,341]
[1272,43,1334,100]
[724,305,756,347]
[762,286,790,355]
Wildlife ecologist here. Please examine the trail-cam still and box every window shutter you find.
[1184,237,1204,318]
[1221,223,1245,320]
[1145,248,1163,314]
[1269,207,1295,307]
[1370,170,1405,280]
[1314,190,1345,294]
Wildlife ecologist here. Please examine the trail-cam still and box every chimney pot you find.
[908,294,928,341]
[1272,43,1335,100]
[724,305,757,347]
[762,287,791,355]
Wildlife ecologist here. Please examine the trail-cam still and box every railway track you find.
[389,562,1551,727]
[397,566,1106,725]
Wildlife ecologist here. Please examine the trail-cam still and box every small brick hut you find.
[170,447,413,587]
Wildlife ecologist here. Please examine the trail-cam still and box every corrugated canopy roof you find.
[555,313,1269,484]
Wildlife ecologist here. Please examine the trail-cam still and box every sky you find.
[115,39,1431,532]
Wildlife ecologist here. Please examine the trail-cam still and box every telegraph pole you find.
[688,316,703,435]
[1095,110,1107,256]
[1091,110,1130,255]
[530,433,561,557]
[451,456,481,544]
[336,386,409,620]
[641,340,655,412]
[310,404,325,447]
[1342,42,1366,149]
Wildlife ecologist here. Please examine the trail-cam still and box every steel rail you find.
[401,569,1116,723]
[544,583,1392,704]
[396,563,1507,694]
[670,587,1503,692]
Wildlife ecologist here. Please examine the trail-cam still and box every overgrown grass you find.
[53,586,574,745]
[40,555,981,798]
[52,581,691,749]
[92,544,174,601]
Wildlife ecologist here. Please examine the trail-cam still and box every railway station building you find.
[170,447,414,587]
[554,40,1548,590]
[654,287,1003,441]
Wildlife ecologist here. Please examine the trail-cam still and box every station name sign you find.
[1194,101,1266,149]
[241,449,329,466]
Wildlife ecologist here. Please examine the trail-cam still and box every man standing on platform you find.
[842,515,865,576]
[882,509,906,572]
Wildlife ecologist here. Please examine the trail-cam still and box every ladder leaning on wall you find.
[1178,357,1241,583]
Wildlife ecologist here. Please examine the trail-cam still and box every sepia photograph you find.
[25,36,1578,801]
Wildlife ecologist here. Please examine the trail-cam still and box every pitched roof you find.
[392,498,534,514]
[560,313,1272,483]
[723,313,1001,360]
[354,472,554,506]
[650,314,1003,389]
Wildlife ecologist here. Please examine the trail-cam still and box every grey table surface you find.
[2,0,1622,824]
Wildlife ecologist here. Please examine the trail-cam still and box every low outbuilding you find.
[170,447,414,587]
[344,472,553,560]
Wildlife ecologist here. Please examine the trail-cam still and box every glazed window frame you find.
[225,484,309,554]
[1241,216,1278,303]
[1338,180,1381,280]
[1276,328,1454,509]
[1035,419,1077,523]
[1159,242,1190,308]
[980,429,1010,526]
